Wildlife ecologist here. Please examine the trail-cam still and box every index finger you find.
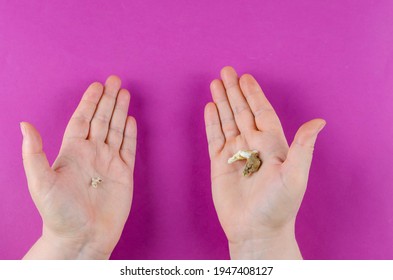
[63,82,104,140]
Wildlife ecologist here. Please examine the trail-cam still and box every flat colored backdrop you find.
[0,0,392,259]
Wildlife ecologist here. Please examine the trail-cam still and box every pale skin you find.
[21,69,324,260]
[204,66,326,259]
[21,76,137,259]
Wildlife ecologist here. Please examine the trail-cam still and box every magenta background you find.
[1,0,393,260]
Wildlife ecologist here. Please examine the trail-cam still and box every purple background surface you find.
[1,0,393,259]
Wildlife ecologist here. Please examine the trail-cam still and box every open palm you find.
[204,67,325,257]
[21,76,136,258]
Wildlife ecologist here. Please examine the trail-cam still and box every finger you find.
[220,66,256,133]
[120,116,137,168]
[63,82,104,140]
[106,89,131,150]
[239,74,284,133]
[204,102,225,157]
[210,79,239,139]
[282,119,326,191]
[21,122,53,194]
[89,75,121,142]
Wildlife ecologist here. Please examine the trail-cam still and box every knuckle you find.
[92,113,110,124]
[233,105,249,115]
[253,107,274,117]
[109,126,124,135]
[220,116,235,125]
[222,121,238,132]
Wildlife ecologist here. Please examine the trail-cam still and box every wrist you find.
[24,228,112,260]
[228,224,302,260]
[43,235,110,260]
[42,227,112,259]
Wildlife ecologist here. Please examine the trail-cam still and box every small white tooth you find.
[91,176,103,188]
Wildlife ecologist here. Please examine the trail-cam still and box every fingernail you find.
[20,122,26,137]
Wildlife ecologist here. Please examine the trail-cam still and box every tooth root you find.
[228,151,247,163]
[228,150,259,163]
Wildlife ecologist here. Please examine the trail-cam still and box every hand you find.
[204,67,325,259]
[21,76,137,259]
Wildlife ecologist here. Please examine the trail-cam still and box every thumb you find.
[21,122,52,192]
[282,119,326,187]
